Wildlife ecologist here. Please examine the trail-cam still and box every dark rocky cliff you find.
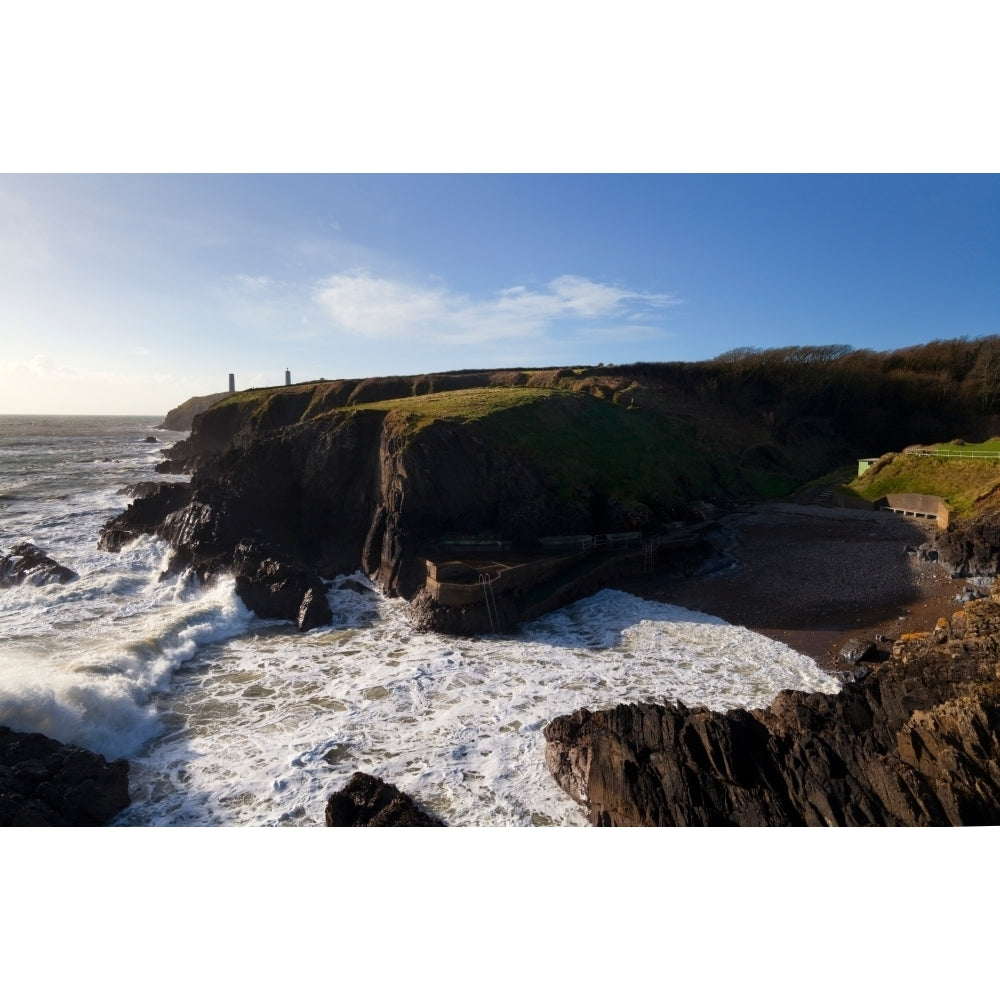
[544,589,1000,826]
[157,391,231,432]
[102,381,588,628]
[1,726,130,826]
[164,406,563,596]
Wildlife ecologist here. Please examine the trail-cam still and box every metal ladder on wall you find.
[479,572,499,634]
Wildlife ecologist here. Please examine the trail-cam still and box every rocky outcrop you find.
[0,543,77,588]
[107,403,571,629]
[921,512,1000,578]
[157,391,231,432]
[325,772,445,826]
[0,726,130,826]
[836,636,876,664]
[99,482,192,552]
[545,590,1000,826]
[101,483,332,629]
[230,539,332,630]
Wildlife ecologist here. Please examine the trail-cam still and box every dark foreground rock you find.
[545,589,1000,826]
[325,772,445,826]
[0,543,77,588]
[102,480,332,630]
[836,636,876,664]
[0,726,130,826]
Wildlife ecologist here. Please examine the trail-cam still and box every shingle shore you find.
[634,503,969,669]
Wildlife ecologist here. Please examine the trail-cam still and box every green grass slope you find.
[349,385,782,520]
[842,448,1000,520]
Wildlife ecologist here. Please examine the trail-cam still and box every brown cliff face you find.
[364,414,559,597]
[544,592,1000,826]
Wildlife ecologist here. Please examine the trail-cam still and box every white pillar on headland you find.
[228,373,235,392]
[285,369,291,386]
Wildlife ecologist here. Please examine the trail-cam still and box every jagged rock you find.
[325,772,445,826]
[117,480,168,500]
[99,482,192,552]
[143,435,158,443]
[0,726,130,826]
[0,543,77,588]
[296,584,333,631]
[544,593,1000,826]
[231,540,332,631]
[154,458,188,474]
[927,513,1000,577]
[837,637,876,664]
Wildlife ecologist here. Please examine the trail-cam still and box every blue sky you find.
[1,173,997,414]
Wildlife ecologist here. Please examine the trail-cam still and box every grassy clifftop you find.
[355,386,730,513]
[200,369,830,506]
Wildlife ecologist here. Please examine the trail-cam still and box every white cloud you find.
[315,272,451,337]
[312,270,680,346]
[25,354,76,377]
[234,274,277,292]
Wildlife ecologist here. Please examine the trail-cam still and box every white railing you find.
[479,572,499,633]
[909,449,1000,461]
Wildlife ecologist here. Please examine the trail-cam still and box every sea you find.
[0,414,843,827]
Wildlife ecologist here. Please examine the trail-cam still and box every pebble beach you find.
[637,502,969,670]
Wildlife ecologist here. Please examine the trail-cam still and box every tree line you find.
[617,335,1000,455]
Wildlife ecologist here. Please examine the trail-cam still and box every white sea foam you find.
[116,580,841,827]
[0,568,255,759]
